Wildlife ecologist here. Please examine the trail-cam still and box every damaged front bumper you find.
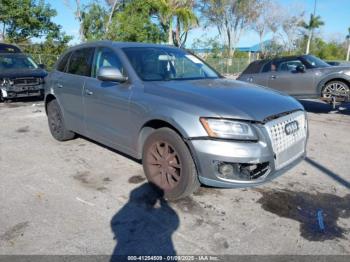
[1,84,44,99]
[187,111,308,188]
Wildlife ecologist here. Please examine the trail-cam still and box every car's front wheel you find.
[142,127,200,200]
[47,99,75,141]
[322,80,350,100]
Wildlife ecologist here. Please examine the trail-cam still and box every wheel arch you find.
[137,119,186,159]
[318,77,350,95]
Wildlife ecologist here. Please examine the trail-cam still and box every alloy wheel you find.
[146,141,182,191]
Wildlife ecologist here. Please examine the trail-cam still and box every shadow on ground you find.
[299,99,350,115]
[110,183,179,261]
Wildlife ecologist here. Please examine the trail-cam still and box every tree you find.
[0,0,60,43]
[63,0,91,42]
[346,27,350,61]
[106,0,165,43]
[200,0,261,57]
[156,0,198,47]
[81,2,108,40]
[280,5,304,54]
[300,14,324,54]
[251,0,284,56]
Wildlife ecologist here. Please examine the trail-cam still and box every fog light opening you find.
[217,162,270,181]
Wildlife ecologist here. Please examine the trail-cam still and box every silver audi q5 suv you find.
[45,41,308,199]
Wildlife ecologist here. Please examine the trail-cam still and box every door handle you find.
[270,75,277,79]
[56,83,63,88]
[85,89,93,95]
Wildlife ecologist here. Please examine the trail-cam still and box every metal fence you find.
[203,58,251,76]
[26,52,252,75]
[27,53,60,70]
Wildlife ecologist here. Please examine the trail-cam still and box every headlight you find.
[345,71,350,76]
[200,118,258,140]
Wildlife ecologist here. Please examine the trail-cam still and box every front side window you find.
[123,47,219,81]
[67,48,94,76]
[93,48,124,77]
[0,54,38,70]
[277,60,304,72]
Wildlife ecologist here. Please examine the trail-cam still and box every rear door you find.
[54,48,95,134]
[83,47,133,153]
[267,58,315,96]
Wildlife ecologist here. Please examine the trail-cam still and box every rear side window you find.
[67,48,95,76]
[241,61,264,74]
[56,52,71,72]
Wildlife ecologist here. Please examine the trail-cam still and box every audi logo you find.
[285,121,299,135]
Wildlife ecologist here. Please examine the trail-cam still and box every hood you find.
[0,68,47,79]
[144,78,303,122]
[316,66,350,74]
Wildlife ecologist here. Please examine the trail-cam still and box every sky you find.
[47,0,350,48]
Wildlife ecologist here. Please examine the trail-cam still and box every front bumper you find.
[187,115,307,188]
[1,84,44,99]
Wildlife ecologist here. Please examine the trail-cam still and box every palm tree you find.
[156,0,198,47]
[300,14,324,54]
[346,27,350,61]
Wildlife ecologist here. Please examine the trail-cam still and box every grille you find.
[265,111,307,170]
[13,77,40,86]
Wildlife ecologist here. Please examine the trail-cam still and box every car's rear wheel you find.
[142,128,200,200]
[322,80,350,100]
[47,99,75,141]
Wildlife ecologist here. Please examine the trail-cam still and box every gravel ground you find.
[0,99,349,256]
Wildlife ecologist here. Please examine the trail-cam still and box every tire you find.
[322,80,350,100]
[142,127,200,200]
[47,99,75,141]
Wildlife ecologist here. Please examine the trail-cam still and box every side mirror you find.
[295,65,306,73]
[38,64,46,69]
[97,67,128,83]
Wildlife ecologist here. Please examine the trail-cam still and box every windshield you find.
[302,55,330,68]
[0,53,38,70]
[123,47,219,81]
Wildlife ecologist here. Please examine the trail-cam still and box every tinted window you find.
[277,60,303,72]
[67,48,94,76]
[93,48,124,77]
[57,52,71,72]
[241,60,265,74]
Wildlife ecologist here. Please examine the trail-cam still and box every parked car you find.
[0,43,47,102]
[44,41,308,199]
[237,55,350,102]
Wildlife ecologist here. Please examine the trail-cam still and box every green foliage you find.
[22,33,73,70]
[300,14,324,31]
[311,38,346,60]
[106,0,165,43]
[81,2,108,41]
[0,0,60,42]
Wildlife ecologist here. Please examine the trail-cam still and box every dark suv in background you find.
[0,43,47,102]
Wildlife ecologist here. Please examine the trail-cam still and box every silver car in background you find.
[45,41,308,199]
[237,55,350,102]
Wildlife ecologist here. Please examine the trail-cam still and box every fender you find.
[316,72,350,95]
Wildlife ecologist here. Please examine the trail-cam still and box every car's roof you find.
[0,43,22,53]
[68,40,178,50]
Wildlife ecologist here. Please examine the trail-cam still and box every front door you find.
[267,59,315,97]
[83,47,133,153]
